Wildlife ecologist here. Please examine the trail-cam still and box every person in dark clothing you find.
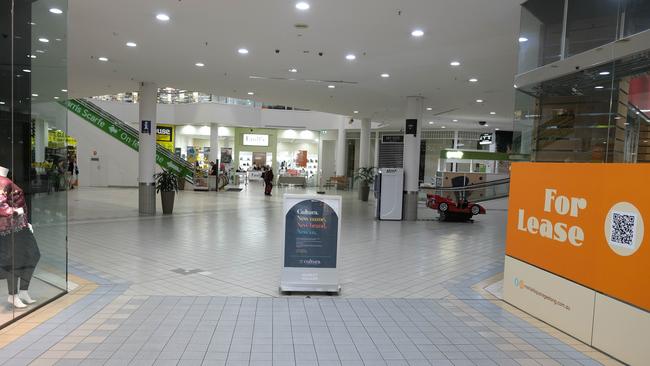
[263,166,274,196]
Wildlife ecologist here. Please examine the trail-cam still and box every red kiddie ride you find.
[426,176,486,221]
[426,194,486,222]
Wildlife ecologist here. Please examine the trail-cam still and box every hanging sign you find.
[280,194,342,293]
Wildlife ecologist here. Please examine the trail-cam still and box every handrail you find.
[426,178,510,192]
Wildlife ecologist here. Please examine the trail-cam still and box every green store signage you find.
[62,99,194,182]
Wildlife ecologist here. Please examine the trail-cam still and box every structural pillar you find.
[403,96,424,221]
[138,82,158,215]
[374,132,380,168]
[209,123,220,163]
[335,116,347,176]
[359,118,371,169]
[34,120,48,163]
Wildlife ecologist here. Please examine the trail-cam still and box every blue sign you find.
[284,199,338,268]
[141,120,151,135]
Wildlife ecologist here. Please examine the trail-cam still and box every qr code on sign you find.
[610,212,637,248]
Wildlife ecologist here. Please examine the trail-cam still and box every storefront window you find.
[0,0,68,326]
[565,0,621,58]
[518,0,565,73]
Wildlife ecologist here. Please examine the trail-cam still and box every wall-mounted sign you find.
[505,163,650,312]
[243,134,269,147]
[405,119,418,136]
[479,133,493,145]
[141,120,151,135]
[281,194,342,293]
[382,135,404,144]
[156,124,175,152]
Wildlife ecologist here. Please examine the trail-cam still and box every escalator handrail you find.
[427,178,510,192]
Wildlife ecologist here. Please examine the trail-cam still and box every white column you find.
[374,132,380,168]
[403,96,424,221]
[209,123,220,163]
[335,116,347,176]
[34,120,48,162]
[138,82,158,215]
[359,118,371,169]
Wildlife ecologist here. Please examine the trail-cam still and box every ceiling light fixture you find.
[353,111,359,114]
[595,86,604,89]
[476,99,484,103]
[411,29,424,37]
[295,2,310,10]
[36,49,45,53]
[518,37,528,42]
[38,38,49,43]
[490,111,496,115]
[49,8,63,14]
[345,54,356,61]
[452,119,458,122]
[441,126,446,129]
[0,101,4,105]
[599,71,610,76]
[426,107,433,111]
[98,57,108,62]
[328,85,335,89]
[247,92,255,95]
[22,69,30,73]
[28,55,36,59]
[380,73,390,78]
[61,89,68,92]
[450,61,460,66]
[495,128,500,131]
[289,68,298,73]
[428,121,434,125]
[238,48,249,54]
[53,96,59,100]
[31,93,38,97]
[468,78,478,83]
[126,42,137,47]
[195,62,205,67]
[156,13,170,21]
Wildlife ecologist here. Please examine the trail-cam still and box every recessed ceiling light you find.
[428,121,434,125]
[31,93,38,97]
[247,92,255,95]
[599,71,610,76]
[98,57,108,62]
[595,86,604,89]
[484,124,489,127]
[353,111,359,114]
[495,128,500,131]
[55,38,62,42]
[490,111,496,115]
[345,54,356,61]
[38,38,49,43]
[126,42,137,47]
[156,13,170,21]
[450,61,460,66]
[30,22,36,26]
[468,78,478,83]
[289,68,298,73]
[411,29,424,37]
[380,73,390,78]
[28,55,36,59]
[195,62,205,67]
[518,37,528,42]
[426,107,433,111]
[452,119,458,122]
[53,96,60,100]
[22,69,31,73]
[49,8,63,14]
[514,84,518,88]
[441,126,446,129]
[328,85,335,89]
[476,99,484,103]
[61,89,68,92]
[35,50,45,54]
[238,48,249,54]
[295,2,310,10]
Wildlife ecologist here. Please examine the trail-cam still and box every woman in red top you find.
[0,169,41,309]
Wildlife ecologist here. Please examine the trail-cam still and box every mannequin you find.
[0,166,41,309]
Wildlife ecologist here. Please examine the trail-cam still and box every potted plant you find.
[155,170,179,214]
[354,167,376,201]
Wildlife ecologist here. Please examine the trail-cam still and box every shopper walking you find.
[263,166,274,196]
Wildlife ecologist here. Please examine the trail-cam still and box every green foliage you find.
[154,170,179,193]
[354,167,376,186]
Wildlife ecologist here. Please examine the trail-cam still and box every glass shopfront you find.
[0,0,68,326]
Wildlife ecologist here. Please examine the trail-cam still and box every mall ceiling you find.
[66,0,522,130]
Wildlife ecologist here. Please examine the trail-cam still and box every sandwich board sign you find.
[280,194,342,294]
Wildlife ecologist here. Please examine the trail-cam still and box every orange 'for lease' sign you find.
[506,163,649,312]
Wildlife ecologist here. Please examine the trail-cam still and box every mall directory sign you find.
[280,194,341,294]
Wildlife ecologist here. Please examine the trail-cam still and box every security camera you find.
[318,52,323,56]
[275,49,280,54]
[478,121,487,126]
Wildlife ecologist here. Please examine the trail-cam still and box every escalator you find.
[61,99,195,183]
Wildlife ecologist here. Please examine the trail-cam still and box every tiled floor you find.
[0,187,621,365]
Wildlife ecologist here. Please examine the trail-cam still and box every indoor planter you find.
[155,170,179,214]
[354,167,376,202]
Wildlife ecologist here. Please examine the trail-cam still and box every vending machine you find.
[374,168,404,220]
